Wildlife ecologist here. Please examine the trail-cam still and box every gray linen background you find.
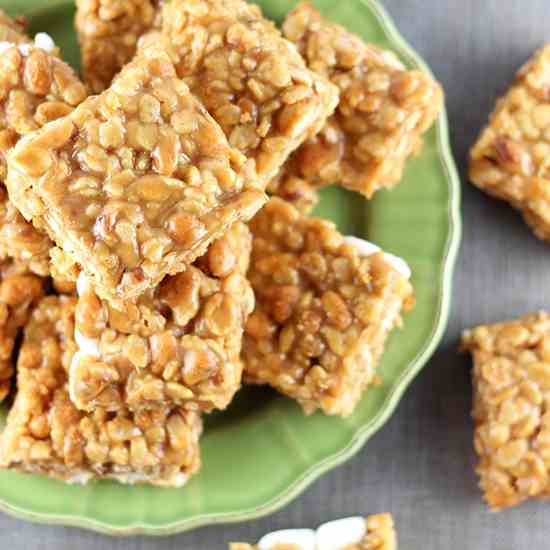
[1,0,550,548]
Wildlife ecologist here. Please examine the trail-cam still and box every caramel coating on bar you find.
[71,222,254,412]
[75,0,162,93]
[462,312,550,510]
[0,261,45,401]
[280,2,443,198]
[230,513,397,550]
[158,0,339,189]
[6,44,265,304]
[0,40,87,275]
[469,44,550,242]
[0,295,202,486]
[243,199,413,417]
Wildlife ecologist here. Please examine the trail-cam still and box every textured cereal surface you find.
[0,32,87,276]
[243,198,413,417]
[6,43,265,304]
[49,246,80,294]
[0,261,45,401]
[71,222,254,412]
[267,161,321,214]
[469,44,550,242]
[0,9,29,45]
[229,513,397,550]
[462,312,550,510]
[0,295,202,486]
[159,0,339,189]
[280,2,443,198]
[75,0,161,93]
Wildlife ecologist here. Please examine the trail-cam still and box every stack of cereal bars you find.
[0,0,442,487]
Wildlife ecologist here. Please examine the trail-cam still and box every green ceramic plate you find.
[0,0,461,536]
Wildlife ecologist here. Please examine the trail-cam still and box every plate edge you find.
[0,0,462,536]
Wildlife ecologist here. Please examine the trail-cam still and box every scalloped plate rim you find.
[0,0,461,536]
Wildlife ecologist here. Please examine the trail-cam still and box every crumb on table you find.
[229,512,397,549]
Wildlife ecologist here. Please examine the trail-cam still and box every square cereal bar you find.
[281,2,443,198]
[75,0,161,93]
[0,261,45,401]
[230,513,397,550]
[0,34,88,276]
[469,44,550,242]
[0,295,202,486]
[158,0,339,188]
[6,44,266,304]
[70,222,253,412]
[461,312,550,510]
[243,198,414,417]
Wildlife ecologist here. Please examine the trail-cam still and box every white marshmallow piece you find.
[76,270,91,296]
[0,33,56,58]
[0,41,14,54]
[316,517,366,550]
[34,32,56,52]
[18,43,31,56]
[74,273,100,355]
[343,236,411,280]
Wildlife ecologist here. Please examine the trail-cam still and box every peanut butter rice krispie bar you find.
[243,199,413,417]
[469,45,550,242]
[0,261,45,401]
[0,22,87,276]
[230,514,397,550]
[279,2,443,199]
[70,222,254,412]
[461,312,550,510]
[157,0,339,189]
[6,43,265,305]
[0,295,202,486]
[75,0,162,93]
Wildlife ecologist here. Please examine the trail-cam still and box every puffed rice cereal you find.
[0,9,29,46]
[75,0,162,93]
[0,261,45,401]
